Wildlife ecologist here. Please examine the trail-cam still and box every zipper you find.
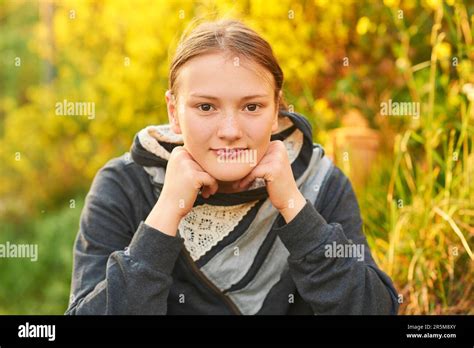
[181,249,242,315]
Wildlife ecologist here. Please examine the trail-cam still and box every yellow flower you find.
[356,17,371,36]
[435,42,452,61]
[383,0,400,8]
[425,0,441,10]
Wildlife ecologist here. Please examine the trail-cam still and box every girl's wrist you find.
[278,191,307,224]
[145,197,183,237]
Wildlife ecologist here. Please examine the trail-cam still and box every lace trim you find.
[178,201,259,261]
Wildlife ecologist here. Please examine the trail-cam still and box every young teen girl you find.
[66,19,398,315]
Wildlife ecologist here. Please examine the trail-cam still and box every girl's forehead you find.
[176,51,275,95]
[185,50,255,67]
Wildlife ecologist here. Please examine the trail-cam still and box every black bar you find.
[0,315,472,346]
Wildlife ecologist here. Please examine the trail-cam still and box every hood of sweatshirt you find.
[130,110,320,206]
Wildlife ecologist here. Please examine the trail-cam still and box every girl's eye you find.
[244,104,261,112]
[197,104,215,112]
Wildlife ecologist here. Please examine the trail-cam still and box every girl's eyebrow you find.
[189,93,270,101]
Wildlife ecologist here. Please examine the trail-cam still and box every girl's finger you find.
[196,171,219,197]
[239,165,266,188]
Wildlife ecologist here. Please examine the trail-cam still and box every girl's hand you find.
[237,140,306,223]
[145,146,218,236]
[157,146,219,217]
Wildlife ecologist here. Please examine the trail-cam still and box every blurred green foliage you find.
[0,197,82,314]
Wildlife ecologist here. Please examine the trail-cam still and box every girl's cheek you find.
[184,130,212,155]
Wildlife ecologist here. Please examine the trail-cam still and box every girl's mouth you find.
[211,147,248,159]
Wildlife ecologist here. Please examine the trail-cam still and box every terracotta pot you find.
[326,110,381,189]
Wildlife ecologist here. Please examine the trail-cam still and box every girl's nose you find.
[216,113,243,140]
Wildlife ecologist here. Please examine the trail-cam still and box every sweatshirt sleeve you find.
[65,158,184,315]
[274,165,399,315]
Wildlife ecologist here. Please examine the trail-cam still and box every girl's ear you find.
[165,90,182,134]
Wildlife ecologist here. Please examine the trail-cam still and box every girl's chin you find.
[205,164,253,182]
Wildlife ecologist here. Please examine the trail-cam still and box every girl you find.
[66,19,398,315]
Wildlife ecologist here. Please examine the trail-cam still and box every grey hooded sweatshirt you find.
[65,111,399,315]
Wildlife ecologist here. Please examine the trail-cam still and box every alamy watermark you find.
[0,241,38,262]
[18,322,55,341]
[55,99,95,119]
[324,241,365,262]
[216,148,257,167]
[380,99,420,119]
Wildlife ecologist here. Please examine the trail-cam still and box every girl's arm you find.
[274,166,399,315]
[65,158,184,315]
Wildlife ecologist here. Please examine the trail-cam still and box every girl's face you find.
[166,51,279,192]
